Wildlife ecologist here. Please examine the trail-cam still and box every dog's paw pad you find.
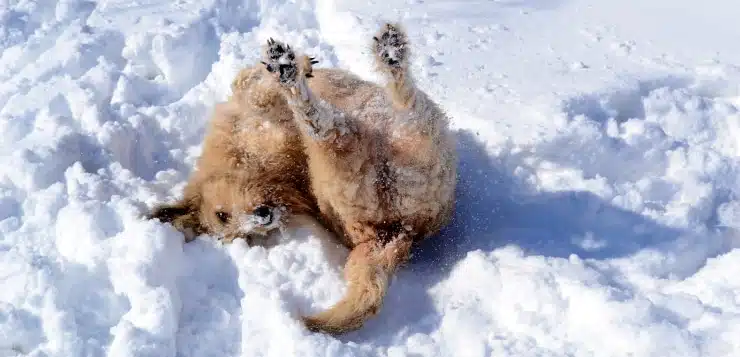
[373,23,408,68]
[261,38,299,85]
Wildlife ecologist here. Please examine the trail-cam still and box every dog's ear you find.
[148,200,205,242]
[148,203,190,223]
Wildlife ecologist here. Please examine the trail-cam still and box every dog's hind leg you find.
[372,22,419,111]
[371,22,452,142]
[372,22,458,239]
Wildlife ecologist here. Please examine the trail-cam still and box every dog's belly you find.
[302,68,457,243]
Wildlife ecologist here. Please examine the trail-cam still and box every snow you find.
[2,0,740,355]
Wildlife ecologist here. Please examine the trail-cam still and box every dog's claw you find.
[260,61,274,72]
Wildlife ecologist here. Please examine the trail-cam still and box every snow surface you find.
[2,0,740,355]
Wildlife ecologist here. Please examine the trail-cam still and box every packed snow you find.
[2,0,740,355]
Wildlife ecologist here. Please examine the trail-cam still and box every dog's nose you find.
[253,205,272,221]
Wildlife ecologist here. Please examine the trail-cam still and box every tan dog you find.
[147,63,319,245]
[149,22,457,335]
[258,23,458,334]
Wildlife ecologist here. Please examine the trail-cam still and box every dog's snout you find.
[253,205,272,221]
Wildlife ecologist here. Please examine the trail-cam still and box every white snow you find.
[2,0,740,355]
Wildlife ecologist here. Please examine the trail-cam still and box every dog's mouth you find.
[243,233,265,247]
[220,232,273,247]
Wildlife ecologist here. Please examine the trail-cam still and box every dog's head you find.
[149,170,317,244]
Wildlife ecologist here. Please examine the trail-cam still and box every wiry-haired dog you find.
[148,22,457,335]
[257,22,458,334]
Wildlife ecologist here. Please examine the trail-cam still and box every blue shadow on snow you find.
[338,128,702,344]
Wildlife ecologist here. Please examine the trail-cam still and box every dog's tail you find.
[302,234,412,334]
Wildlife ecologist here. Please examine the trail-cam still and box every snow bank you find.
[2,0,740,355]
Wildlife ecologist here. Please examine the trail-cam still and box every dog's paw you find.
[261,38,317,86]
[373,23,408,69]
[261,38,297,85]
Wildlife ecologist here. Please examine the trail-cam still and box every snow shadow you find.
[561,75,693,124]
[340,128,696,343]
[413,129,688,265]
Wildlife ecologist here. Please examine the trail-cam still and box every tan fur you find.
[148,64,318,244]
[261,23,458,334]
[302,234,413,333]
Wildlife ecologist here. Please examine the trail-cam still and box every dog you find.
[149,22,457,335]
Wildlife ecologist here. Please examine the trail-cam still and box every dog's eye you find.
[215,211,230,224]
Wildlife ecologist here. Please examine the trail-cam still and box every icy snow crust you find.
[2,0,740,355]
